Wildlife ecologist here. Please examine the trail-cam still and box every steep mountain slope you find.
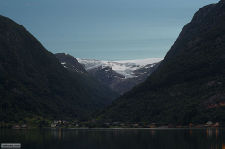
[78,58,162,94]
[55,53,87,74]
[55,53,119,98]
[99,0,225,124]
[0,15,117,122]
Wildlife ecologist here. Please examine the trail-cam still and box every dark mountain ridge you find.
[0,15,117,123]
[99,0,225,124]
[55,53,87,74]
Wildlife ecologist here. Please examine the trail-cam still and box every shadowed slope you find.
[0,15,117,122]
[99,0,225,124]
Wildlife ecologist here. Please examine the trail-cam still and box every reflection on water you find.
[0,128,225,149]
[189,129,192,136]
[151,130,156,136]
[216,128,219,138]
[207,128,213,137]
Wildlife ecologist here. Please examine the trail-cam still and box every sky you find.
[0,0,219,60]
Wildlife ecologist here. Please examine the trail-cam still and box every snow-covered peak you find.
[77,58,163,78]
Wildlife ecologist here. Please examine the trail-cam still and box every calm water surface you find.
[0,128,225,149]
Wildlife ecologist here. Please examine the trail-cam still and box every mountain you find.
[99,0,225,124]
[78,58,162,78]
[55,53,87,74]
[0,15,117,123]
[55,53,119,98]
[78,58,162,94]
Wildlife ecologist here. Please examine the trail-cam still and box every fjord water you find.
[0,128,225,149]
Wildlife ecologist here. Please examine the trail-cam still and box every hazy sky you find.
[0,0,219,60]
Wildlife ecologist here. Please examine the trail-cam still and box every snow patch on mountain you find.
[114,58,163,66]
[77,58,163,78]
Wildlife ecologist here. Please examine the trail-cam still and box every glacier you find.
[77,58,163,78]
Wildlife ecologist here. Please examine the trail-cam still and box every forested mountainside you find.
[99,0,225,124]
[0,15,117,123]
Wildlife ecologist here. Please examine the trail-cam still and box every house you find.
[12,125,20,129]
[205,121,213,127]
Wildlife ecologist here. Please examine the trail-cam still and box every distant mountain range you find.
[99,0,225,124]
[77,58,162,94]
[56,56,162,94]
[77,58,162,78]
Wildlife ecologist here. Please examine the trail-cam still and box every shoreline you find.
[4,126,224,130]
